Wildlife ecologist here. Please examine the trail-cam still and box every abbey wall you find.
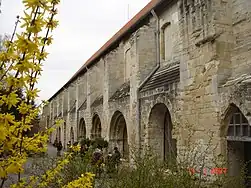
[42,0,251,173]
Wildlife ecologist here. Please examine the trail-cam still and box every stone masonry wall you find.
[87,59,104,138]
[217,0,251,157]
[177,0,223,165]
[177,0,251,168]
[137,18,157,82]
[105,45,125,99]
[42,1,180,157]
[159,1,181,67]
[78,74,87,109]
[231,0,251,78]
[41,0,251,167]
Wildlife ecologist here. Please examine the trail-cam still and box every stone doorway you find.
[78,118,86,140]
[109,111,129,159]
[225,104,251,187]
[91,114,102,139]
[148,103,176,161]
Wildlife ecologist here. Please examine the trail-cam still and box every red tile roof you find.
[49,0,164,101]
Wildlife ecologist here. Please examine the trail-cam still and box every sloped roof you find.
[78,99,87,111]
[140,61,180,92]
[48,0,164,101]
[109,82,130,101]
[91,95,103,108]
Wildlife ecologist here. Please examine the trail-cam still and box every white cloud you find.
[0,0,151,104]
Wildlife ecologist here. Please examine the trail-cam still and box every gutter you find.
[136,9,160,156]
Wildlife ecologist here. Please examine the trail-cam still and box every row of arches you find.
[76,104,175,160]
[77,111,129,158]
[55,103,175,161]
[55,102,251,178]
[54,104,175,160]
[56,123,74,148]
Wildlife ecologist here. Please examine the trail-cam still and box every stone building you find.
[42,0,251,178]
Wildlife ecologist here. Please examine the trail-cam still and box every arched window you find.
[228,107,250,138]
[224,104,251,183]
[161,22,171,61]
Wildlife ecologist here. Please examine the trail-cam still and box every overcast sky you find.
[0,0,151,104]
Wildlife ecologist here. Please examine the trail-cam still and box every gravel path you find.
[2,144,58,188]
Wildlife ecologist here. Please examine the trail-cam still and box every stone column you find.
[102,58,109,140]
[67,88,70,144]
[86,68,92,138]
[75,79,79,140]
[129,31,141,158]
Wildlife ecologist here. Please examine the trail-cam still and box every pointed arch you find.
[110,111,129,158]
[78,118,86,140]
[91,114,101,139]
[148,103,176,161]
[221,103,250,140]
[222,103,251,182]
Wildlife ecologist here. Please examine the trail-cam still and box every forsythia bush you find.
[0,0,94,187]
[63,173,95,188]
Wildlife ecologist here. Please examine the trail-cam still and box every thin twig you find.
[0,15,20,72]
[0,178,5,188]
[13,5,40,80]
[28,5,56,97]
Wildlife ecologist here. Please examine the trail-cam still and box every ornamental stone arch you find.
[146,95,174,117]
[109,111,129,159]
[91,113,102,139]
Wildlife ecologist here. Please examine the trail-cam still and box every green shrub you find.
[93,138,108,149]
[79,137,108,149]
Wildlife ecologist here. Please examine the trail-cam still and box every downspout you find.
[136,9,160,156]
[76,80,80,140]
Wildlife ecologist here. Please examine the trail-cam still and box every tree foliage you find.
[0,0,94,187]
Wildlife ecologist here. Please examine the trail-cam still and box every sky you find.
[0,0,151,104]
